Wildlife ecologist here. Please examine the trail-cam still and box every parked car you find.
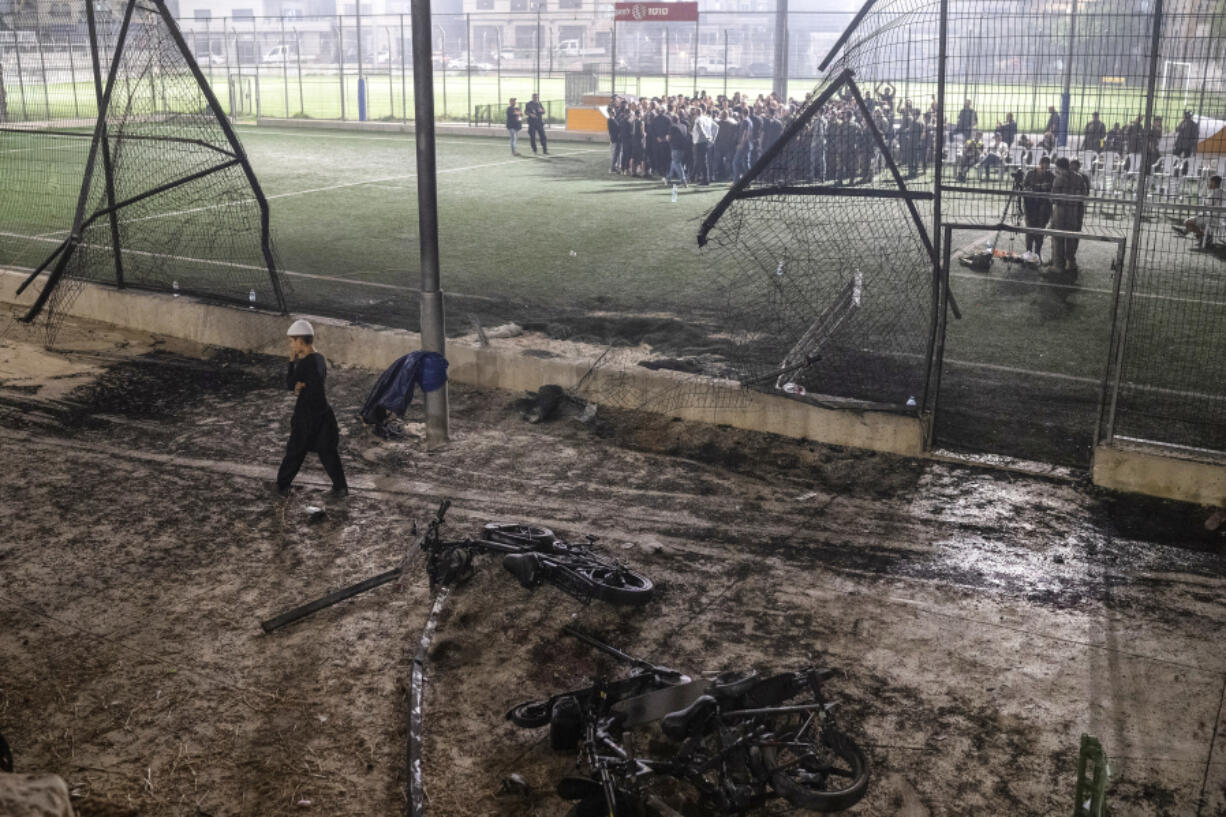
[446,57,493,71]
[696,56,739,75]
[556,39,605,57]
[262,44,299,64]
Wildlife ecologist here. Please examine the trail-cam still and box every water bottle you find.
[782,382,806,396]
[248,289,256,310]
[172,280,179,298]
[906,395,917,407]
[671,184,678,202]
[776,261,784,276]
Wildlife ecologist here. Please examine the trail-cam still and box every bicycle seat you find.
[502,553,539,589]
[661,694,717,741]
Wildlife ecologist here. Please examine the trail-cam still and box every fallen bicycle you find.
[260,500,654,632]
[508,626,870,816]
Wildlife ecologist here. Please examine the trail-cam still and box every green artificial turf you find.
[4,122,1225,459]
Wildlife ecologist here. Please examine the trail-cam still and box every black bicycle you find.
[423,500,655,607]
[509,627,869,816]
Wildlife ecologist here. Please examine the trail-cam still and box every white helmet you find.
[287,319,314,337]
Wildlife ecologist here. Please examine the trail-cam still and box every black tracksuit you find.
[277,352,347,493]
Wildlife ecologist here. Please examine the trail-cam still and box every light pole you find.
[415,0,450,447]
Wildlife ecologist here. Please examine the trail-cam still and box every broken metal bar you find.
[260,567,402,633]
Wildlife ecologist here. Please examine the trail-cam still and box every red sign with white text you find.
[614,2,699,23]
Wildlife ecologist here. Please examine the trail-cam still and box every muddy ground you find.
[0,312,1224,817]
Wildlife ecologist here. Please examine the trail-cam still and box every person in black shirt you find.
[955,99,977,140]
[1022,156,1054,259]
[525,93,548,155]
[1083,111,1106,152]
[995,113,1017,147]
[506,97,522,155]
[276,320,347,498]
[607,103,621,172]
[1045,105,1061,140]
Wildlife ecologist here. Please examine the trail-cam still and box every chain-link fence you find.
[1,8,855,125]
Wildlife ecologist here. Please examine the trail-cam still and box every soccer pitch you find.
[4,124,1226,462]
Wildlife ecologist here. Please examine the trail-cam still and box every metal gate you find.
[928,223,1127,468]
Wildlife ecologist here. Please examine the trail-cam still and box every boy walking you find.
[275,319,348,498]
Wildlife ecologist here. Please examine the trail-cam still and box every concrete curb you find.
[4,270,1224,507]
[0,270,923,458]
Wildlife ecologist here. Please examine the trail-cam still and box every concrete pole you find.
[411,0,450,445]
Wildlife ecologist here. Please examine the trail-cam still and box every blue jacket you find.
[359,351,448,425]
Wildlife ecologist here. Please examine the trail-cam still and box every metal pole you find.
[922,0,949,418]
[14,33,27,120]
[664,27,669,97]
[611,18,617,97]
[402,14,408,123]
[357,8,366,120]
[535,8,541,96]
[281,16,289,118]
[65,37,77,117]
[773,0,787,100]
[903,31,910,108]
[723,29,728,98]
[205,18,213,89]
[389,26,395,119]
[438,24,447,119]
[411,0,450,447]
[295,27,305,116]
[466,13,472,124]
[252,18,261,120]
[1058,0,1078,147]
[1107,0,1166,443]
[496,28,502,113]
[693,16,699,97]
[35,31,50,117]
[338,15,346,120]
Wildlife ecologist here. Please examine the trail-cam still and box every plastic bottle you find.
[906,395,917,407]
[782,382,806,396]
[671,184,678,202]
[248,289,256,310]
[172,280,179,298]
[776,261,784,276]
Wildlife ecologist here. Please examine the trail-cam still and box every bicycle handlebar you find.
[562,625,685,683]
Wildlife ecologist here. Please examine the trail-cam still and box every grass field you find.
[3,123,1225,463]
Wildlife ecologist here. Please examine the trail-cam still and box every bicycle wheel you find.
[507,699,551,728]
[483,522,556,547]
[763,726,869,812]
[570,563,654,606]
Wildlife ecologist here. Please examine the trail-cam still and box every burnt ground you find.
[0,313,1224,817]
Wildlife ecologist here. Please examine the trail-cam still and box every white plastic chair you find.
[1149,154,1183,200]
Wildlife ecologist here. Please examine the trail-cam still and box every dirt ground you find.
[0,310,1224,817]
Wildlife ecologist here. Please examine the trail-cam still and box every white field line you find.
[238,127,508,145]
[950,268,1226,310]
[881,347,1226,403]
[31,147,603,237]
[0,143,82,155]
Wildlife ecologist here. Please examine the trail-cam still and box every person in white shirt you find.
[691,105,718,186]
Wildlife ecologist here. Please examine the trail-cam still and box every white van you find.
[262,44,300,64]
